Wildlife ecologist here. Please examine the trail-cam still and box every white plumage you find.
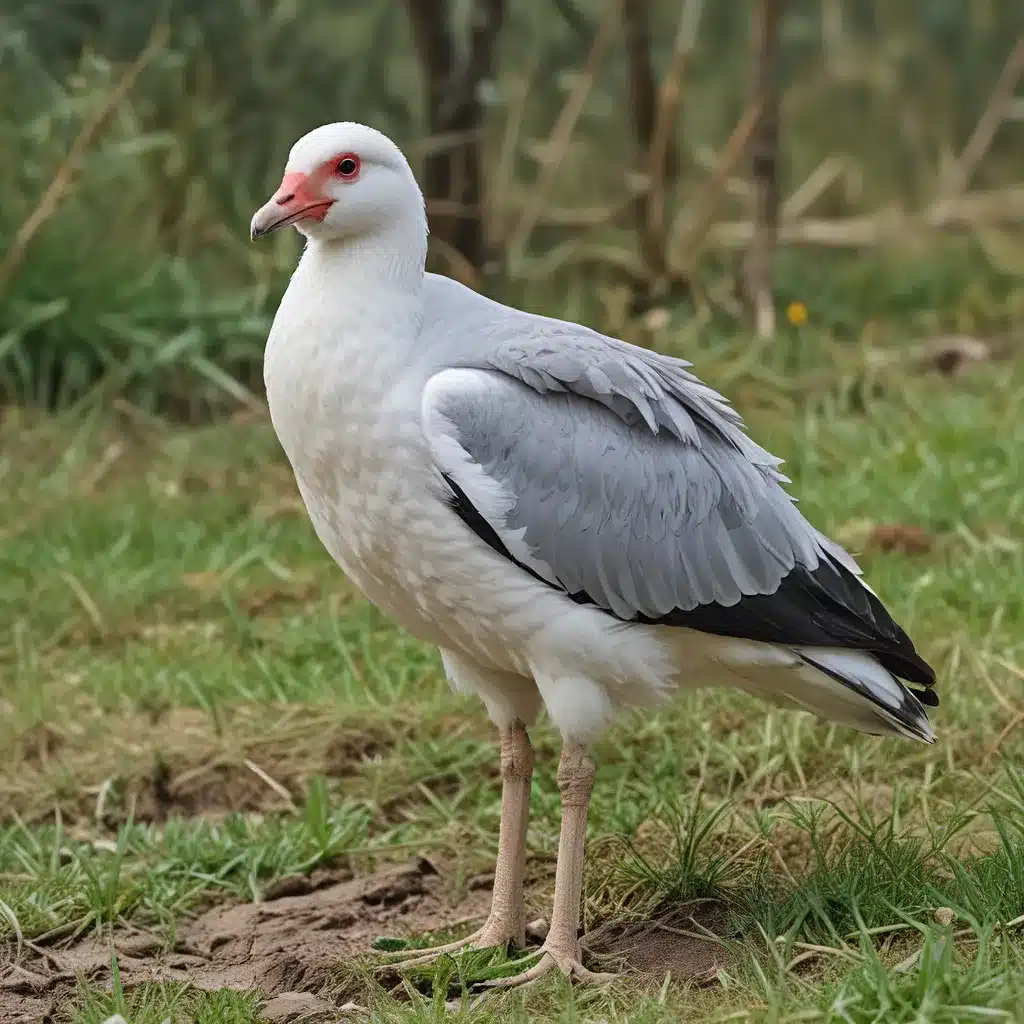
[252,122,937,986]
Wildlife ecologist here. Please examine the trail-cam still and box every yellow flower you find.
[786,301,808,326]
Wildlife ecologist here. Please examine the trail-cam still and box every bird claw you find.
[376,921,519,969]
[475,943,617,993]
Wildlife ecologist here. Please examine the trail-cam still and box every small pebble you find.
[934,907,955,927]
[526,917,549,941]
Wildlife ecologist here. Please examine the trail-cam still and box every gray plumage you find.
[420,274,936,733]
[425,275,853,620]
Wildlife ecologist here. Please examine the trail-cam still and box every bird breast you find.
[265,314,483,658]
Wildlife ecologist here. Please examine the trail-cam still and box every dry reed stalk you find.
[781,154,850,220]
[407,129,483,159]
[434,191,645,230]
[506,0,619,272]
[518,240,650,287]
[691,146,754,199]
[710,185,1024,249]
[429,235,482,289]
[622,0,674,275]
[405,0,505,269]
[645,0,706,263]
[744,0,785,340]
[531,189,646,229]
[0,24,168,295]
[488,46,543,250]
[938,35,1024,201]
[426,199,483,220]
[667,99,763,271]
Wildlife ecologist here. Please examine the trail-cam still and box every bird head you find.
[250,122,424,244]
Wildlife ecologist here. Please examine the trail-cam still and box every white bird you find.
[251,123,937,988]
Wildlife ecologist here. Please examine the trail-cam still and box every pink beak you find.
[250,172,333,239]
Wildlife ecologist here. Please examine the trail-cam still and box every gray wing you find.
[422,360,826,620]
[420,323,935,688]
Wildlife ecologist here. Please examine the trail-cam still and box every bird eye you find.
[336,155,360,180]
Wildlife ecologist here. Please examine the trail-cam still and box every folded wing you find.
[420,326,937,710]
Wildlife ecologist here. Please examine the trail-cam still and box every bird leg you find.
[383,721,533,966]
[481,742,616,989]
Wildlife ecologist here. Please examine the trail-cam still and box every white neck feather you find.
[302,208,428,293]
[263,207,430,464]
[265,209,428,367]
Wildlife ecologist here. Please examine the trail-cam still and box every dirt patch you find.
[12,723,66,768]
[324,729,391,779]
[2,702,411,827]
[584,901,732,983]
[0,858,491,1019]
[133,753,301,823]
[0,864,737,1018]
[865,523,934,556]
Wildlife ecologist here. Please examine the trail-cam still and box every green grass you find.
[3,335,1024,1020]
[4,2,1024,1019]
[0,787,371,943]
[68,973,263,1024]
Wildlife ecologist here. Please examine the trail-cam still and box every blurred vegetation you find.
[1,0,1023,413]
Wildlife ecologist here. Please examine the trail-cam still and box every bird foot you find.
[378,918,522,969]
[477,939,616,992]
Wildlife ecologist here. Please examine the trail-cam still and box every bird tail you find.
[791,647,935,743]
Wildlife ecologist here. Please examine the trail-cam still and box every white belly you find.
[295,457,454,648]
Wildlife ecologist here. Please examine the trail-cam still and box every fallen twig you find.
[507,0,619,271]
[709,186,1024,248]
[938,35,1024,201]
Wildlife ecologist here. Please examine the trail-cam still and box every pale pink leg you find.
[385,722,533,965]
[482,742,616,989]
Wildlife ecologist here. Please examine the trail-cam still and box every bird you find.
[251,122,938,988]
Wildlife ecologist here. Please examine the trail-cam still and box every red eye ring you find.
[335,153,360,180]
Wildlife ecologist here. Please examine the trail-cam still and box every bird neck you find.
[302,212,428,296]
[265,214,428,389]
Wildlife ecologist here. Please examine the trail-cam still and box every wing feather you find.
[420,331,936,696]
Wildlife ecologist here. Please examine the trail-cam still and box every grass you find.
[3,3,1024,1019]
[68,972,264,1024]
[0,788,372,943]
[3,318,1024,1020]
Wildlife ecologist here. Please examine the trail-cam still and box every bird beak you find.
[250,171,334,240]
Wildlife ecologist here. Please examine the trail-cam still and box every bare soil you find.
[584,902,732,983]
[3,704,407,828]
[0,860,732,1022]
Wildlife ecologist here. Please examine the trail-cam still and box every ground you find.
[2,349,1024,1023]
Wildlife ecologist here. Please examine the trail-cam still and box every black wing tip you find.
[442,469,941,706]
[879,645,938,691]
[913,685,940,707]
[791,552,938,691]
[797,651,936,743]
[641,556,939,692]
